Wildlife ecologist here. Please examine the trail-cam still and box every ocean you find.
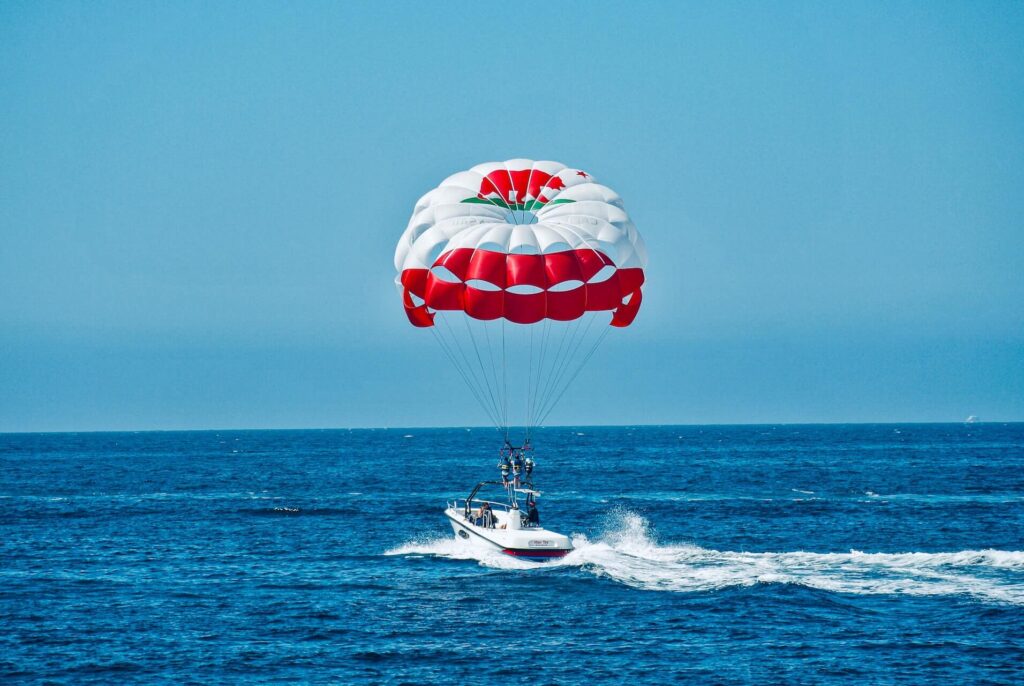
[1,424,1022,684]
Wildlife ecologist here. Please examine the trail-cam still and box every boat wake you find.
[386,510,1024,605]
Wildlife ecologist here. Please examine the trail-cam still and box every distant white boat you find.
[965,415,979,424]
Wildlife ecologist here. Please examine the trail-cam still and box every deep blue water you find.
[2,424,1023,684]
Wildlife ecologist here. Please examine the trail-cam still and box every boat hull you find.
[444,508,572,562]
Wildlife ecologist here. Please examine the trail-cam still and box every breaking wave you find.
[386,510,1024,605]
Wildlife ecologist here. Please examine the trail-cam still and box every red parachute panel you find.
[401,248,644,327]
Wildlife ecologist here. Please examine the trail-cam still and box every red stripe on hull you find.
[501,548,571,558]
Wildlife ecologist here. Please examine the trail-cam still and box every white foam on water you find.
[384,535,536,570]
[557,510,1024,604]
[387,510,1024,604]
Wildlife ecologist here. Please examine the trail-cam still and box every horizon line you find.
[1,420,1021,436]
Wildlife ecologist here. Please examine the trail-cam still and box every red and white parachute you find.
[395,159,647,435]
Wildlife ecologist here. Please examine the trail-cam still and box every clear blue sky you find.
[2,1,1022,431]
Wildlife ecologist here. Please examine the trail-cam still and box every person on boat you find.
[511,453,523,487]
[479,501,494,528]
[524,457,534,482]
[498,457,510,486]
[526,500,540,526]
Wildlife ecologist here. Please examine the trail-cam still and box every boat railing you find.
[451,498,515,514]
[448,498,542,528]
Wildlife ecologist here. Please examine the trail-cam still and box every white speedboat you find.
[444,481,573,562]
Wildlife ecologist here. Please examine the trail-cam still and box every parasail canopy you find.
[394,160,647,437]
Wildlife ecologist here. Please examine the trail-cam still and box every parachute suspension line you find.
[462,315,505,432]
[532,311,604,429]
[429,323,501,429]
[438,316,504,429]
[546,315,590,421]
[532,317,565,430]
[437,315,500,428]
[544,311,598,416]
[537,318,612,427]
[452,317,507,430]
[531,318,571,423]
[524,321,536,442]
[532,314,589,425]
[432,333,498,429]
[531,313,583,428]
[481,320,505,433]
[501,318,508,441]
[525,321,534,440]
[527,317,553,438]
[527,319,545,440]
